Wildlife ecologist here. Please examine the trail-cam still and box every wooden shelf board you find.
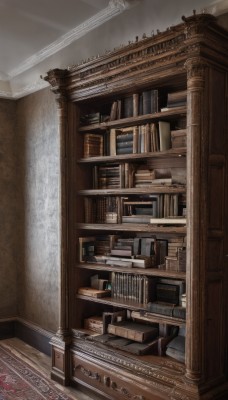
[78,185,186,196]
[78,107,187,132]
[76,294,185,326]
[78,148,187,164]
[77,262,186,279]
[76,223,186,234]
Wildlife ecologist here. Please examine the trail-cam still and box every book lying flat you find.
[78,287,111,298]
[90,333,159,355]
[149,217,187,225]
[107,321,158,343]
[106,336,158,355]
[146,301,175,316]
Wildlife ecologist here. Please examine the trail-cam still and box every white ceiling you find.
[0,0,227,99]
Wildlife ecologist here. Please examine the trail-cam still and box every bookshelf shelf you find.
[78,148,187,164]
[76,294,185,327]
[78,186,186,196]
[76,223,187,234]
[78,106,187,132]
[77,262,186,279]
[45,13,228,400]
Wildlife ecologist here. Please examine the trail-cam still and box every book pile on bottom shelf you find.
[77,270,186,362]
[75,305,186,361]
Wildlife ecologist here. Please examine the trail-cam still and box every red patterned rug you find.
[0,344,74,399]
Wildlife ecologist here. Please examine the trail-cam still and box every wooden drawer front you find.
[52,348,64,372]
[71,353,164,400]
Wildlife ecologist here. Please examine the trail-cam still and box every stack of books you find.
[166,326,186,362]
[171,129,187,148]
[167,90,187,108]
[116,129,134,155]
[84,133,103,157]
[161,90,187,111]
[80,112,101,125]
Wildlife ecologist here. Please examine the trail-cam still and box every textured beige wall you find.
[15,88,60,332]
[0,88,60,332]
[0,99,18,317]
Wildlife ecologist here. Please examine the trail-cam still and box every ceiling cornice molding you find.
[0,90,12,99]
[8,0,138,79]
[204,0,228,15]
[11,79,49,99]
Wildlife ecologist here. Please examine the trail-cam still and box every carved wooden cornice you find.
[44,13,228,102]
[182,11,216,38]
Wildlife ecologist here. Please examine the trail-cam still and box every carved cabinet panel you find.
[71,352,166,400]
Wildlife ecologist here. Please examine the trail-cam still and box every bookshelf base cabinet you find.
[45,12,228,400]
[71,349,184,400]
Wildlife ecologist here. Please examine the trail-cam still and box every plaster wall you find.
[15,88,59,332]
[0,87,60,333]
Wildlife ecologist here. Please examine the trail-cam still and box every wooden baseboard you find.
[0,319,15,339]
[0,317,53,356]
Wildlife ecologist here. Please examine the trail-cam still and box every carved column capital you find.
[44,68,68,101]
[185,57,207,80]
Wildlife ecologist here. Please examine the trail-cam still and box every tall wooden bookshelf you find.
[45,13,228,400]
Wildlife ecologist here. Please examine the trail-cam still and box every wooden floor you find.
[0,337,94,400]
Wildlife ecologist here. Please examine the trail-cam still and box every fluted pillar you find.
[185,57,207,382]
[44,69,71,385]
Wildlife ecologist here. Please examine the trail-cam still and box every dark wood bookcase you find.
[45,13,228,400]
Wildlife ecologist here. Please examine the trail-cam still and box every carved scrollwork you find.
[109,378,145,400]
[170,390,191,400]
[74,364,101,381]
[72,33,185,83]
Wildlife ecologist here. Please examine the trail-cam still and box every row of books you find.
[93,163,186,190]
[83,122,180,158]
[80,89,187,128]
[78,274,185,311]
[111,273,156,304]
[78,235,186,271]
[84,193,186,224]
[110,89,187,120]
[111,275,185,306]
[110,89,160,121]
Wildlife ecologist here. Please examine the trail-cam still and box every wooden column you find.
[44,69,71,385]
[185,57,206,383]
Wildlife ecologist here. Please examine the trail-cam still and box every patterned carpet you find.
[0,344,74,400]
